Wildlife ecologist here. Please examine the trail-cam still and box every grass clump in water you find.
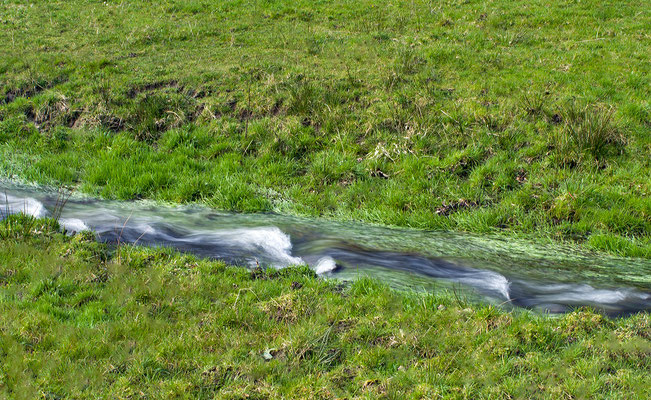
[0,219,649,398]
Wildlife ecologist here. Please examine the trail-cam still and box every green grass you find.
[0,0,649,257]
[0,215,649,399]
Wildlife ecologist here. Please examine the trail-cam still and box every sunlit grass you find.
[0,0,649,257]
[0,218,649,398]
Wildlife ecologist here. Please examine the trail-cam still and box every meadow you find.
[1,2,650,397]
[0,215,649,399]
[0,0,649,257]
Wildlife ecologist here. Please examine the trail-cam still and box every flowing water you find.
[1,182,649,316]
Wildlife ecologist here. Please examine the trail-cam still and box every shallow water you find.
[1,182,649,316]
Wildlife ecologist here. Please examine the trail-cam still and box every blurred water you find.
[2,182,649,316]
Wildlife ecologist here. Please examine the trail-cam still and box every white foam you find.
[532,284,647,304]
[230,227,304,267]
[1,194,48,218]
[191,226,304,267]
[459,272,511,300]
[59,218,89,233]
[314,256,337,274]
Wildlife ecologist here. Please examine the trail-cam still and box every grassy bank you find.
[0,215,649,399]
[0,0,650,258]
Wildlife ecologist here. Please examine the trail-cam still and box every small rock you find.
[262,349,274,361]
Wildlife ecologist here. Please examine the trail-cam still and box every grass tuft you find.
[553,101,626,165]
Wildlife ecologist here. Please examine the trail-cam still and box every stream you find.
[1,182,649,316]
